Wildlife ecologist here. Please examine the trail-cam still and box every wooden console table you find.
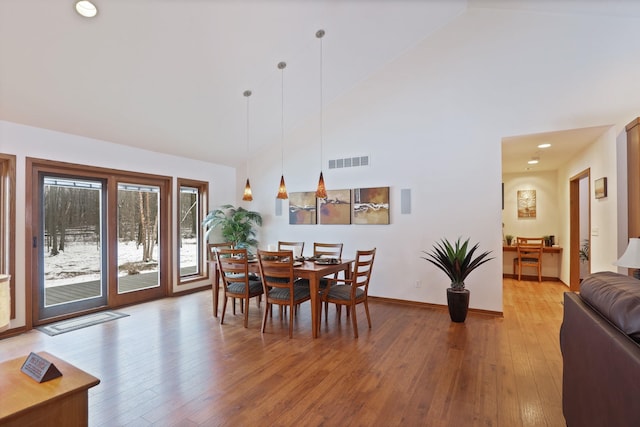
[503,245,562,254]
[503,245,563,280]
[0,351,100,427]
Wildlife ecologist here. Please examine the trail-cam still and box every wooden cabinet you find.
[0,352,100,426]
[626,118,640,240]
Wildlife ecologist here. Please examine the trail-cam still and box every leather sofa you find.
[560,271,640,427]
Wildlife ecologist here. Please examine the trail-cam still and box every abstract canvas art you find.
[318,189,351,224]
[289,192,317,224]
[352,187,390,224]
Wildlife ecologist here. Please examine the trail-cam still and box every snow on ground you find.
[44,239,197,288]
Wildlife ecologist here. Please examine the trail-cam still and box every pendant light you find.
[315,29,328,199]
[276,61,289,199]
[242,89,253,201]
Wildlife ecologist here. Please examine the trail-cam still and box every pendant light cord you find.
[245,90,251,175]
[242,89,253,201]
[318,30,324,173]
[279,62,286,176]
[281,67,284,175]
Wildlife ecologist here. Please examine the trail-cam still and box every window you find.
[177,179,208,285]
[0,154,16,324]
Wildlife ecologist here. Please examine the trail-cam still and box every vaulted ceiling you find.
[2,0,640,170]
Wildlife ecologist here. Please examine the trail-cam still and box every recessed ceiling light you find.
[528,159,539,165]
[76,1,98,18]
[537,143,551,148]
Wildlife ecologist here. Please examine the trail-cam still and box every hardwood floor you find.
[0,278,568,426]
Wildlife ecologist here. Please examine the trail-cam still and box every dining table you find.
[210,257,353,338]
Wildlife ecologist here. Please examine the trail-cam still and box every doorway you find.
[569,169,591,291]
[501,126,607,288]
[39,175,108,319]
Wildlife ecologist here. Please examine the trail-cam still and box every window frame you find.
[0,154,16,327]
[176,178,208,286]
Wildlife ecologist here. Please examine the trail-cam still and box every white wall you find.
[557,127,620,284]
[0,120,236,329]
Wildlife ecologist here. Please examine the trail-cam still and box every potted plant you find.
[505,234,514,246]
[421,237,493,322]
[579,239,589,262]
[202,204,263,253]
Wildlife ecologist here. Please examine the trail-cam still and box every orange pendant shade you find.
[242,178,253,201]
[315,171,327,199]
[276,175,288,199]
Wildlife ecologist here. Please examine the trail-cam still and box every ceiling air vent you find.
[328,156,369,170]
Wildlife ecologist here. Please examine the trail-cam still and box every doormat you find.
[37,311,129,336]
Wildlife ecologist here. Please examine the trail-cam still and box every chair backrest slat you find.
[257,250,295,290]
[215,248,252,294]
[278,241,305,258]
[208,242,233,261]
[313,242,343,259]
[352,248,376,290]
[516,237,543,259]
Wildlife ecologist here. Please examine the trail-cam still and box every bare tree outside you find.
[138,191,158,262]
[117,184,160,293]
[43,177,103,307]
[178,186,199,276]
[44,182,101,257]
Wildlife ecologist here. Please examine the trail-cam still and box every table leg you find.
[212,266,220,317]
[343,264,351,281]
[311,274,319,338]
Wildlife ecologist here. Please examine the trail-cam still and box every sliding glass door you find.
[117,183,161,294]
[29,160,170,324]
[39,175,108,319]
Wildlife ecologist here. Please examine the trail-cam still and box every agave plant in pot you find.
[422,237,493,322]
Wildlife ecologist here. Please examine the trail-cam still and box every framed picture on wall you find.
[517,189,536,218]
[352,186,390,224]
[318,189,351,224]
[289,192,317,224]
[595,177,607,199]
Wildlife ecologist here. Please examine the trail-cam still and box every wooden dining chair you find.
[318,248,376,338]
[208,241,234,258]
[515,237,544,282]
[257,249,311,338]
[208,241,234,281]
[278,241,305,259]
[215,248,263,328]
[208,242,234,315]
[277,241,306,314]
[313,242,343,260]
[313,242,344,316]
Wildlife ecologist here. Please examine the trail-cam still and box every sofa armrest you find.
[580,271,640,342]
[560,292,640,427]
